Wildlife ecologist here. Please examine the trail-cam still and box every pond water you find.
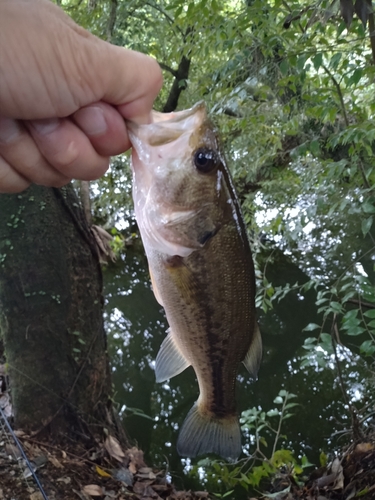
[103,241,372,494]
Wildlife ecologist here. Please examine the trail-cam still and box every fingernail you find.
[0,117,21,143]
[30,118,60,135]
[74,106,107,136]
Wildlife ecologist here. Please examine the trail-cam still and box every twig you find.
[348,298,375,309]
[322,65,349,126]
[272,393,288,456]
[158,62,178,78]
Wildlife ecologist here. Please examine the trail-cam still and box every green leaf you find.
[267,409,280,417]
[280,59,289,75]
[345,326,365,336]
[362,201,375,213]
[312,53,323,71]
[348,68,362,85]
[328,301,343,314]
[320,451,328,467]
[320,333,332,345]
[303,323,320,332]
[301,455,315,468]
[363,309,375,318]
[362,216,373,236]
[343,309,358,321]
[360,340,375,356]
[330,52,342,69]
[297,54,307,70]
[309,139,320,155]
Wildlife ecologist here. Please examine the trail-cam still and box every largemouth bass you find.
[128,102,261,461]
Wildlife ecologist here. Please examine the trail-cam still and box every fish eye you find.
[193,148,217,173]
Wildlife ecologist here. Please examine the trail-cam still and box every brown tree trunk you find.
[0,184,126,445]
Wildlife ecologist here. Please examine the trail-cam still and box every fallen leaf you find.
[152,484,169,492]
[124,446,146,469]
[331,458,344,489]
[23,463,37,479]
[48,455,64,468]
[137,470,156,480]
[354,442,374,453]
[139,467,153,473]
[128,461,137,474]
[104,435,125,462]
[96,465,111,478]
[29,493,44,500]
[103,490,116,499]
[73,488,91,500]
[5,443,21,460]
[83,484,105,496]
[133,481,153,494]
[56,477,71,484]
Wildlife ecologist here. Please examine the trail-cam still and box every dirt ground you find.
[1,418,374,500]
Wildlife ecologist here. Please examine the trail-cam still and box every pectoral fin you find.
[243,322,262,380]
[155,329,190,383]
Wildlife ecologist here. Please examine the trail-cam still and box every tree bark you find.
[0,185,126,445]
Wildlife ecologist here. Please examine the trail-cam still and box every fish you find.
[127,102,261,461]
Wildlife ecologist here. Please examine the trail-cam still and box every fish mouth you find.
[151,101,206,124]
[127,101,208,147]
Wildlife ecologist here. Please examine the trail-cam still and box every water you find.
[103,241,373,493]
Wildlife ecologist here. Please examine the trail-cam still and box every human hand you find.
[0,0,163,193]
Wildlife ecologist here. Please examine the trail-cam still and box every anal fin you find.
[243,322,262,380]
[155,329,190,383]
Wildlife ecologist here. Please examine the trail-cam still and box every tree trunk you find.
[0,185,126,445]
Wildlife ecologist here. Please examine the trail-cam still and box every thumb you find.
[94,45,163,124]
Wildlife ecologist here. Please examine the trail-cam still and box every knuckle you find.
[50,140,80,169]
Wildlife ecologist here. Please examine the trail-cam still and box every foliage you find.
[187,390,310,497]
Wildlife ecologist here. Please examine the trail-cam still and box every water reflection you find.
[103,243,373,493]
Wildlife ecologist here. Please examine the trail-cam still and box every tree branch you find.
[322,64,349,127]
[142,1,184,37]
[368,0,375,65]
[348,298,375,309]
[159,62,178,78]
[106,0,118,42]
[162,55,191,112]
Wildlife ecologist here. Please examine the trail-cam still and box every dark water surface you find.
[103,243,372,493]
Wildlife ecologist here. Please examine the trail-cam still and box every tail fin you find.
[176,403,241,461]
